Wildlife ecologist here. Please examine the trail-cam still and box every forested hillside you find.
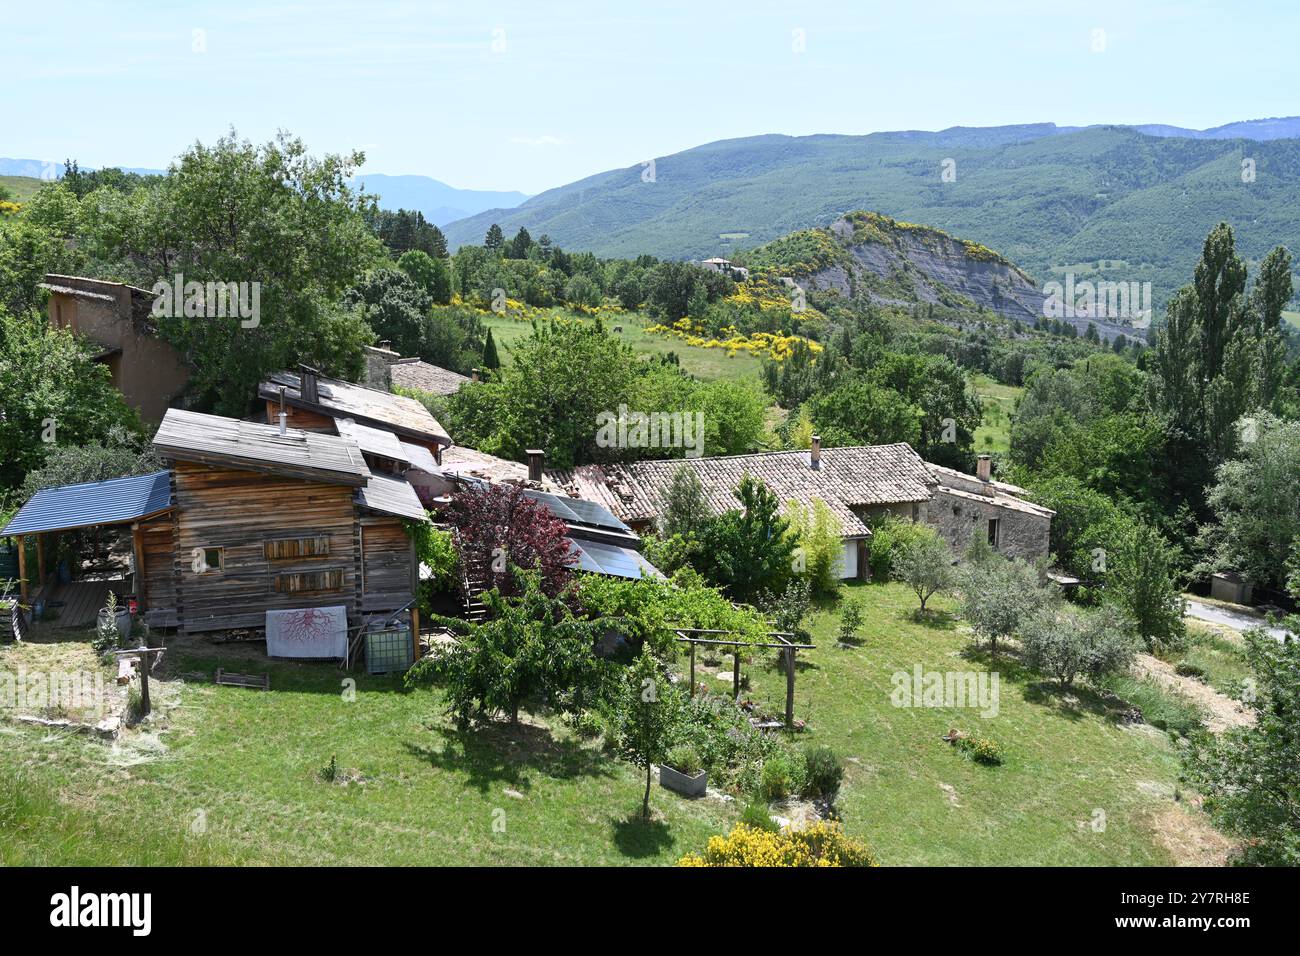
[442,126,1300,310]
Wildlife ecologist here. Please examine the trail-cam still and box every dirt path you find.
[1134,654,1254,733]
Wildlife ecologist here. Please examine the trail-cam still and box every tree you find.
[408,570,611,727]
[805,375,921,449]
[1107,520,1185,652]
[1197,413,1300,593]
[1019,604,1138,690]
[610,646,683,819]
[697,475,796,604]
[660,465,711,539]
[448,481,577,597]
[507,227,533,260]
[891,527,954,613]
[1186,626,1300,865]
[0,310,143,491]
[481,327,500,370]
[958,554,1049,654]
[397,249,452,305]
[344,267,430,358]
[80,130,384,415]
[786,498,844,595]
[484,223,505,255]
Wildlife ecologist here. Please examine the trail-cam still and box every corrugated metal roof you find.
[335,418,410,464]
[2,471,172,536]
[399,441,439,474]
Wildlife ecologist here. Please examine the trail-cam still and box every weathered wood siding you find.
[171,461,359,633]
[264,400,337,433]
[138,514,176,613]
[360,518,415,613]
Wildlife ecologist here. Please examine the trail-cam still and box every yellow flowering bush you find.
[0,201,20,217]
[678,822,877,867]
[644,317,823,361]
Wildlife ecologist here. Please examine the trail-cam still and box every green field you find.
[971,373,1022,454]
[483,309,765,383]
[0,582,1218,866]
[0,175,45,203]
[1284,310,1300,331]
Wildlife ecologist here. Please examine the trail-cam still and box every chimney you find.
[471,367,481,382]
[299,363,319,404]
[976,454,993,492]
[362,344,399,390]
[526,449,544,483]
[810,435,822,470]
[277,386,288,436]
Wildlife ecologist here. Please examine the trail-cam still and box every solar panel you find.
[559,495,631,532]
[571,538,649,579]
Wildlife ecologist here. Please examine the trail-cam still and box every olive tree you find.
[891,526,954,614]
[1020,604,1138,690]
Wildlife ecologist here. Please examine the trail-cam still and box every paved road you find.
[1185,598,1293,641]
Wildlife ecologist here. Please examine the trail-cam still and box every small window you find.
[275,568,345,593]
[987,518,1001,548]
[191,547,224,573]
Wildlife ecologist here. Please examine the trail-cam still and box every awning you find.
[2,471,172,536]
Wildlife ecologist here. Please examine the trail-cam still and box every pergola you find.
[672,626,815,729]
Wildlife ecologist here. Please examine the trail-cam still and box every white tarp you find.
[266,606,348,659]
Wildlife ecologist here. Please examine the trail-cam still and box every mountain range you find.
[439,118,1300,308]
[0,159,530,228]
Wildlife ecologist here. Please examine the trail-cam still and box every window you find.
[987,518,1001,549]
[264,535,330,560]
[275,568,345,593]
[191,547,224,573]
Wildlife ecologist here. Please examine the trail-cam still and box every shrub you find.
[319,754,338,783]
[1019,603,1139,689]
[837,596,864,645]
[739,802,781,833]
[1174,661,1207,680]
[1100,674,1205,737]
[802,745,844,798]
[666,744,703,776]
[759,748,808,801]
[678,821,877,867]
[955,734,1003,766]
[957,554,1051,654]
[785,498,843,595]
[868,517,933,581]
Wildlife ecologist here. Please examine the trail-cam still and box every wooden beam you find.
[689,641,696,699]
[785,647,796,728]
[410,606,420,662]
[132,523,147,608]
[35,533,45,587]
[16,535,27,604]
[732,647,741,699]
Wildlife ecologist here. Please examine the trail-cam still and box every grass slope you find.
[1,583,1215,866]
[0,175,45,203]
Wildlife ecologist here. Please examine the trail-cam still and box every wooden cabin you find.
[149,409,427,640]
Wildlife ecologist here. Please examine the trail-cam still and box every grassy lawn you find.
[971,373,1021,454]
[1,583,1220,865]
[0,175,45,203]
[482,309,765,383]
[1282,310,1300,331]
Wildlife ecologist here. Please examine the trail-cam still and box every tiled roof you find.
[548,444,937,537]
[440,445,562,491]
[389,359,470,397]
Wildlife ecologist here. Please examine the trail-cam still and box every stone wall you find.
[924,488,1051,562]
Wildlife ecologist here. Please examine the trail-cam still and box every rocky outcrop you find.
[753,212,1145,341]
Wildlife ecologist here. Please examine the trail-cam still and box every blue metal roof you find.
[1,471,172,536]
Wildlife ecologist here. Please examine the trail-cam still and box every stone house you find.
[547,441,1053,578]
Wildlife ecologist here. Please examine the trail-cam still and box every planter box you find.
[658,763,707,798]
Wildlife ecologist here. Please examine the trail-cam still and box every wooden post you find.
[785,647,796,728]
[732,645,741,699]
[114,646,165,718]
[410,606,421,663]
[36,534,45,587]
[132,523,147,608]
[16,535,27,605]
[689,641,696,698]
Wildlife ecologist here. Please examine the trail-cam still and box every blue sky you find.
[5,0,1297,194]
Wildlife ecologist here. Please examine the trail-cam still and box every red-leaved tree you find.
[448,482,576,596]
